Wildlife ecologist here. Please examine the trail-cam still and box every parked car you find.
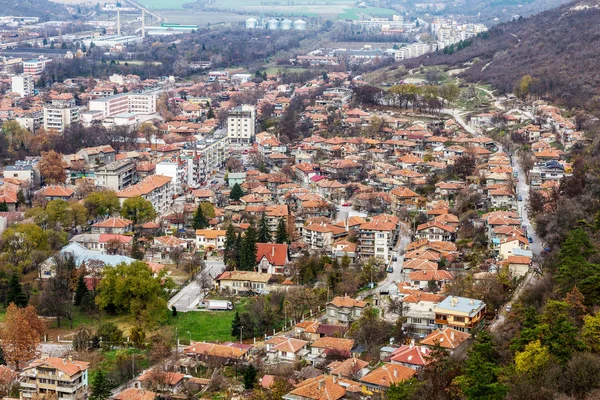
[387,266,394,273]
[392,255,398,262]
[528,236,533,243]
[518,195,523,201]
[342,202,351,206]
[506,305,512,312]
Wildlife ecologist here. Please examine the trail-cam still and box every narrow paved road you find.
[168,260,225,312]
[489,151,543,331]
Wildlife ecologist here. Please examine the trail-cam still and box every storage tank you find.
[266,18,279,30]
[293,19,307,30]
[245,18,258,29]
[280,18,292,30]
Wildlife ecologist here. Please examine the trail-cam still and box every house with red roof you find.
[389,344,431,370]
[256,243,289,275]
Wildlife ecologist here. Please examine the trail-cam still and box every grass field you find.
[136,0,195,10]
[169,310,237,343]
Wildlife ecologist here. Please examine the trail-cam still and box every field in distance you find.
[136,0,396,20]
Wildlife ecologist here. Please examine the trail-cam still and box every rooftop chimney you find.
[410,339,414,348]
[450,330,455,341]
[393,369,398,379]
[272,245,275,257]
[318,380,324,390]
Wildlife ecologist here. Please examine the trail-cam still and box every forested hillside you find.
[0,0,67,19]
[403,0,600,111]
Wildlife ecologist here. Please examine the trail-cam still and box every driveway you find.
[168,259,225,312]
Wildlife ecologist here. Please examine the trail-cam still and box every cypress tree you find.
[230,183,244,201]
[7,272,27,307]
[275,218,289,244]
[207,106,215,119]
[192,204,208,229]
[90,370,112,400]
[0,200,8,212]
[231,311,241,337]
[257,213,271,243]
[74,273,88,307]
[224,224,238,267]
[240,223,257,271]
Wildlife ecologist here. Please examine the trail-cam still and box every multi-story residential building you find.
[195,229,227,250]
[116,175,173,215]
[20,357,89,400]
[78,145,116,165]
[358,214,399,261]
[88,91,158,118]
[415,221,455,242]
[156,161,186,194]
[303,222,347,251]
[23,57,52,76]
[215,270,272,293]
[95,159,136,191]
[43,104,80,132]
[434,296,486,333]
[325,295,367,325]
[11,73,34,97]
[227,105,256,144]
[2,159,40,187]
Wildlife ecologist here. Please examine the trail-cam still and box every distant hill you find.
[404,0,600,110]
[0,0,67,19]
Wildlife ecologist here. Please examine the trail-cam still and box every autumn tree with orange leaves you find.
[39,150,67,184]
[0,304,46,370]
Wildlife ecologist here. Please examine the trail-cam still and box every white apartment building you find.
[43,105,80,132]
[227,105,256,144]
[11,74,34,97]
[358,216,399,261]
[182,132,230,184]
[88,92,158,118]
[155,161,186,194]
[23,57,52,76]
[95,159,136,191]
[116,174,173,215]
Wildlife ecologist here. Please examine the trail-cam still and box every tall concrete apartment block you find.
[227,104,256,144]
[11,74,34,97]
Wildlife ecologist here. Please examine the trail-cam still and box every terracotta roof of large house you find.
[256,243,288,266]
[24,357,89,377]
[40,186,74,198]
[287,375,352,400]
[327,358,369,378]
[420,327,471,349]
[92,217,133,229]
[389,345,431,366]
[184,342,248,359]
[311,337,355,356]
[360,363,415,388]
[266,336,308,353]
[113,388,156,400]
[117,175,171,198]
[216,270,272,283]
[328,295,366,309]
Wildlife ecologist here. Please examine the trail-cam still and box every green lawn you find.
[134,0,196,10]
[338,7,396,20]
[168,311,237,343]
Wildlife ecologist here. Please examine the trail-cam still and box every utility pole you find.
[240,326,243,344]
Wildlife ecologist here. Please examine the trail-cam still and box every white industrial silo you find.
[293,19,307,30]
[245,18,258,29]
[280,18,292,30]
[266,18,279,30]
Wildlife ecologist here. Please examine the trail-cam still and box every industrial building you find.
[82,35,142,48]
[144,23,199,36]
[245,17,307,30]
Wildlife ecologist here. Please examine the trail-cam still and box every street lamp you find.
[240,326,244,344]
